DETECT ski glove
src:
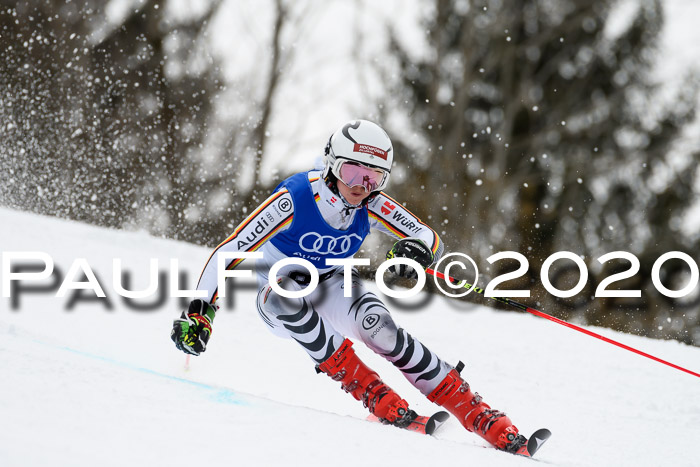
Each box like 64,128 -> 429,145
386,238 -> 434,279
171,299 -> 216,356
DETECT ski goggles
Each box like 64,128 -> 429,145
334,160 -> 388,192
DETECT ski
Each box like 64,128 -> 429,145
514,428 -> 552,458
367,410 -> 450,436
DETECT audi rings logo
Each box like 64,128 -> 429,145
299,232 -> 362,255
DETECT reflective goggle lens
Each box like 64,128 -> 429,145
338,162 -> 386,192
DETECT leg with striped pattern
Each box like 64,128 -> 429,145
258,277 -> 415,425
347,291 -> 451,395
346,290 -> 525,450
256,277 -> 342,364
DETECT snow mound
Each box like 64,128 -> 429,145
1,208 -> 699,466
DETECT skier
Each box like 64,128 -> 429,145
171,120 -> 527,452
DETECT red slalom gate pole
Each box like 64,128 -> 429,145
426,267 -> 700,379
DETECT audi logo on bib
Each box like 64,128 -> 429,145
299,232 -> 363,255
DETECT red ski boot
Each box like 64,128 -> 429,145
318,339 -> 415,426
427,367 -> 527,452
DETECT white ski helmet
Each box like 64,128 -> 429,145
323,119 -> 393,193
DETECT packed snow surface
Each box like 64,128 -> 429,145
1,208 -> 698,466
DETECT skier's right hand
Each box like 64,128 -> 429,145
171,299 -> 216,356
386,238 -> 434,279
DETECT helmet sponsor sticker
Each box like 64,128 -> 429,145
353,143 -> 388,160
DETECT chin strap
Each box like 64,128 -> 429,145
340,194 -> 361,215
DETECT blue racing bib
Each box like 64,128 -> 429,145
269,172 -> 369,268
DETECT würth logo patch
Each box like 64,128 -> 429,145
354,144 -> 388,160
381,200 -> 396,215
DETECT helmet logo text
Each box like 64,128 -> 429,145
354,143 -> 388,160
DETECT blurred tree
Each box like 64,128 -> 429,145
201,0 -> 294,242
0,0 -> 292,247
0,1 -> 116,225
88,0 -> 228,243
0,0 -> 226,241
380,0 -> 699,343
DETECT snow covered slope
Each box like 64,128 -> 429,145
1,208 -> 699,466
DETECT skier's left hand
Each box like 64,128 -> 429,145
386,238 -> 434,279
171,299 -> 216,356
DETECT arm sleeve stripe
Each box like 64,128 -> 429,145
368,211 -> 407,239
209,213 -> 294,305
431,232 -> 441,255
241,213 -> 293,255
374,193 -> 441,255
215,189 -> 289,250
198,189 -> 290,302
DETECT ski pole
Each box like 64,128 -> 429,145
425,267 -> 700,379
